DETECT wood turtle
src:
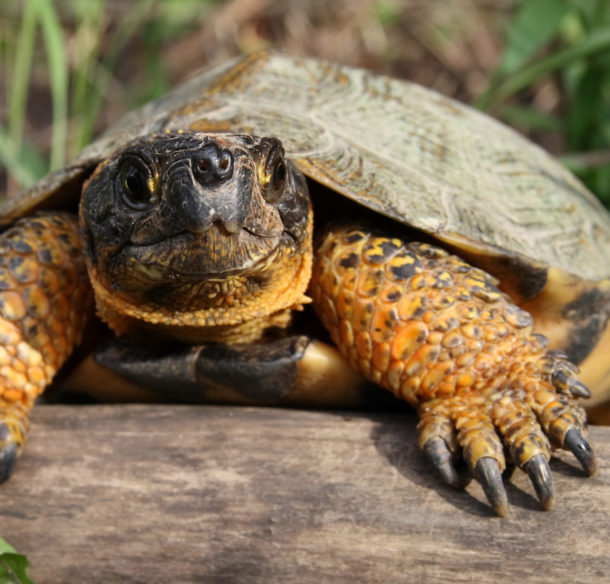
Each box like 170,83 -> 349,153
1,51 -> 609,516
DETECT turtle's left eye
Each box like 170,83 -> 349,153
264,154 -> 287,203
118,156 -> 156,209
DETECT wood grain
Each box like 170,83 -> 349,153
1,404 -> 608,583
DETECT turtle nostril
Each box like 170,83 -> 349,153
192,145 -> 234,186
219,154 -> 230,171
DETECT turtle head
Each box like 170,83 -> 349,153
79,132 -> 313,338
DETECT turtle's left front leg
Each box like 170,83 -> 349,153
0,213 -> 93,482
310,225 -> 597,516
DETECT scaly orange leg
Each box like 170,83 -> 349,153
0,213 -> 92,481
311,225 -> 596,516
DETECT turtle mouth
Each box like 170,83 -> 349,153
102,229 -> 299,313
117,224 -> 287,283
129,223 -> 281,251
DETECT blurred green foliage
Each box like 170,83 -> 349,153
478,0 -> 610,207
0,537 -> 34,584
0,0 -> 609,209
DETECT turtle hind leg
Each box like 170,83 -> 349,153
310,225 -> 596,515
0,213 -> 93,482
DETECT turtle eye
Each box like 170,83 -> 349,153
118,156 -> 155,209
264,154 -> 287,203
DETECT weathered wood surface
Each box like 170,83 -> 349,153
1,405 -> 608,584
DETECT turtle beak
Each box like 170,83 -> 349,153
164,163 -> 218,235
161,144 -> 252,237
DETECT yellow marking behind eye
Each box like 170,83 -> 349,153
256,161 -> 272,191
147,172 -> 160,195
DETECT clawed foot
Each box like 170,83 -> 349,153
0,405 -> 29,483
0,423 -> 20,483
418,386 -> 596,516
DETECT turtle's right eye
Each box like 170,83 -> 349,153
262,148 -> 287,203
118,156 -> 156,209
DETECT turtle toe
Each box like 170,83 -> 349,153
422,436 -> 470,489
564,428 -> 598,476
0,422 -> 20,483
0,439 -> 18,483
475,457 -> 509,517
0,402 -> 31,483
523,454 -> 554,510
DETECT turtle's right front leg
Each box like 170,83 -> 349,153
0,213 -> 92,482
311,225 -> 597,515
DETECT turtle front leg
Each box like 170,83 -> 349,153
0,213 -> 92,482
310,225 -> 597,516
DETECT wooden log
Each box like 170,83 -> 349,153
1,404 -> 608,583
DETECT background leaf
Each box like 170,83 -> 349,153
499,0 -> 567,74
0,538 -> 35,584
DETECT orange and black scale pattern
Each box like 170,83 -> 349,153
310,225 -> 589,474
0,213 -> 92,460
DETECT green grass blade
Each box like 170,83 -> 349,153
8,0 -> 37,151
32,0 -> 68,171
70,0 -> 105,158
565,64 -> 607,149
0,127 -> 47,188
75,0 -> 157,150
498,105 -> 563,132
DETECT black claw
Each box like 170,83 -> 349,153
567,378 -> 591,399
564,428 -> 598,476
423,437 -> 470,489
523,454 -> 554,510
0,442 -> 18,484
475,457 -> 509,517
